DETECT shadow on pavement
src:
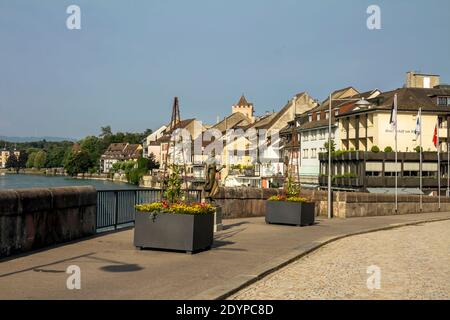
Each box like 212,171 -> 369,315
100,264 -> 144,272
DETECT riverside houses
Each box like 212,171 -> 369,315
319,83 -> 450,194
100,143 -> 143,173
216,93 -> 318,188
290,87 -> 381,186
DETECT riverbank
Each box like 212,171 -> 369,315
0,173 -> 137,190
74,172 -> 130,184
0,168 -> 65,176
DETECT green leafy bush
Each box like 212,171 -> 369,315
384,146 -> 393,152
371,145 -> 380,153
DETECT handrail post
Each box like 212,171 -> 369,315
114,191 -> 119,230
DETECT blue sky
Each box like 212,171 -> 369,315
1,0 -> 449,139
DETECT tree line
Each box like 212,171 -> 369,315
2,126 -> 152,176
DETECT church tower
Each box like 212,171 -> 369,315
232,95 -> 254,123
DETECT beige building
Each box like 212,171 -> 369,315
219,92 -> 318,187
338,86 -> 450,152
232,95 -> 255,123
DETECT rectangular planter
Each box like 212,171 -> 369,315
265,201 -> 315,226
134,212 -> 214,253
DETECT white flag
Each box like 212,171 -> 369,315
414,109 -> 421,141
390,94 -> 398,131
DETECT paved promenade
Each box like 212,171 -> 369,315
230,220 -> 450,300
1,211 -> 450,299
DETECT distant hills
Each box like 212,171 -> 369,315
0,136 -> 77,143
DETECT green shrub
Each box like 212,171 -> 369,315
414,146 -> 423,153
127,168 -> 145,185
371,145 -> 380,153
384,146 -> 393,152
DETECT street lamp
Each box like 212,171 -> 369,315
327,95 -> 369,219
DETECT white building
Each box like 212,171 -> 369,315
296,87 -> 381,186
142,125 -> 167,162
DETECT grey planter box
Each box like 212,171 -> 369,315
134,212 -> 214,254
265,201 -> 315,226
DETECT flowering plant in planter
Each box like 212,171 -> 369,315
268,176 -> 311,203
133,164 -> 215,253
265,176 -> 315,226
135,164 -> 214,215
268,195 -> 309,203
136,201 -> 215,215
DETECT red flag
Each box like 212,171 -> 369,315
432,125 -> 438,147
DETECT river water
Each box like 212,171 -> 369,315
0,174 -> 137,191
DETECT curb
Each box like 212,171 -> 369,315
191,217 -> 450,300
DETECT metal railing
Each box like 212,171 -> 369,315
96,188 -> 203,232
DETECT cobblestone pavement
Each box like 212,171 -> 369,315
230,220 -> 450,300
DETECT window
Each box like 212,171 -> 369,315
335,109 -> 339,116
317,113 -> 321,121
325,111 -> 329,120
366,171 -> 381,177
303,149 -> 309,159
311,131 -> 316,140
303,132 -> 309,141
438,97 -> 448,106
308,114 -> 312,122
311,148 -> 317,158
320,129 -> 325,140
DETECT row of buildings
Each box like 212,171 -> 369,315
139,92 -> 318,188
282,71 -> 450,194
100,71 -> 450,194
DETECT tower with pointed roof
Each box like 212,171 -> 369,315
232,94 -> 254,123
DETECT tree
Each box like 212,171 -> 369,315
5,154 -> 18,171
100,125 -> 112,137
324,140 -> 336,153
34,151 -> 47,169
163,165 -> 183,203
64,151 -> 92,176
16,151 -> 28,173
26,152 -> 37,168
148,152 -> 160,171
79,135 -> 103,165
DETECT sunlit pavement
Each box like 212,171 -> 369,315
1,211 -> 450,300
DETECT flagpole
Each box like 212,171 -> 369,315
419,107 -> 423,211
447,127 -> 449,198
438,117 -> 441,210
395,94 -> 398,213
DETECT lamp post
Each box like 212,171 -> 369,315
327,96 -> 369,219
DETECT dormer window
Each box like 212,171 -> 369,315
308,114 -> 312,122
438,97 -> 449,106
317,113 -> 321,121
